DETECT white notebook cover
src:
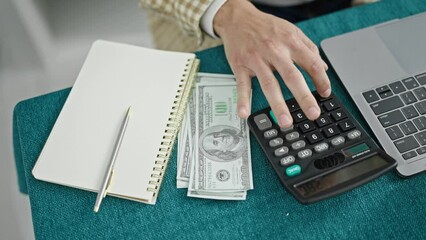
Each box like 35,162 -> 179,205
32,40 -> 196,204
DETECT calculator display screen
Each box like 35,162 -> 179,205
295,155 -> 388,198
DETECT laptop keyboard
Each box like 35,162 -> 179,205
363,72 -> 426,160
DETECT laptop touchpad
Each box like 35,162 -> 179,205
376,13 -> 426,75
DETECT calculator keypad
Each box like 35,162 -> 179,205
251,93 -> 364,179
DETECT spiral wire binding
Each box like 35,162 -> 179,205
146,58 -> 200,199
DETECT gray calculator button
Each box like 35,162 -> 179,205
347,130 -> 362,140
269,138 -> 283,147
254,114 -> 272,130
298,149 -> 312,159
285,131 -> 300,141
314,142 -> 329,153
274,146 -> 289,157
280,155 -> 295,166
280,125 -> 294,132
331,136 -> 345,147
291,140 -> 306,150
264,129 -> 278,139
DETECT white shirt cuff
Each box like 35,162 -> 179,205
200,0 -> 227,39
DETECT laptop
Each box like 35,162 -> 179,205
321,12 -> 426,177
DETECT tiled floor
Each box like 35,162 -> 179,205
0,1 -> 153,239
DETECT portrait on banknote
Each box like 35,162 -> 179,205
199,125 -> 247,162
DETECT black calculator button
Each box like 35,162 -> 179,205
314,142 -> 329,153
386,126 -> 404,140
254,114 -> 272,130
363,90 -> 380,103
299,121 -> 316,133
323,125 -> 340,138
285,131 -> 300,142
402,150 -> 417,160
269,138 -> 284,147
306,131 -> 324,144
264,129 -> 278,139
297,149 -> 312,159
331,136 -> 345,147
323,99 -> 340,112
280,156 -> 296,166
389,81 -> 406,94
330,109 -> 347,122
291,110 -> 306,123
280,125 -> 294,132
291,140 -> 306,150
402,77 -> 419,90
338,120 -> 355,132
287,100 -> 300,112
275,146 -> 289,157
394,136 -> 420,153
315,115 -> 332,127
347,130 -> 362,140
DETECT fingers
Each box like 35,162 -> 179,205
252,61 -> 292,128
272,54 -> 321,121
291,43 -> 331,98
233,69 -> 252,118
297,29 -> 329,71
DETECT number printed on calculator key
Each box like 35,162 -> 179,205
306,131 -> 324,144
315,115 -> 331,127
314,142 -> 329,153
323,125 -> 340,138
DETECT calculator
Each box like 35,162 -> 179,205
248,92 -> 397,204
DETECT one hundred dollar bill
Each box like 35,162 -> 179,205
187,149 -> 246,200
177,74 -> 236,187
193,82 -> 253,191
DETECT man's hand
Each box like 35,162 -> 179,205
213,0 -> 331,128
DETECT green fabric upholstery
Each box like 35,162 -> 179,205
13,1 -> 426,239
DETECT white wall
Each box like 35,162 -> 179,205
0,1 -> 153,239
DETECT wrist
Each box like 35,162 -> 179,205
213,0 -> 254,37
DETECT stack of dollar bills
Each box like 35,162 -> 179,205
176,73 -> 253,200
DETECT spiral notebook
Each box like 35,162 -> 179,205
32,40 -> 199,205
